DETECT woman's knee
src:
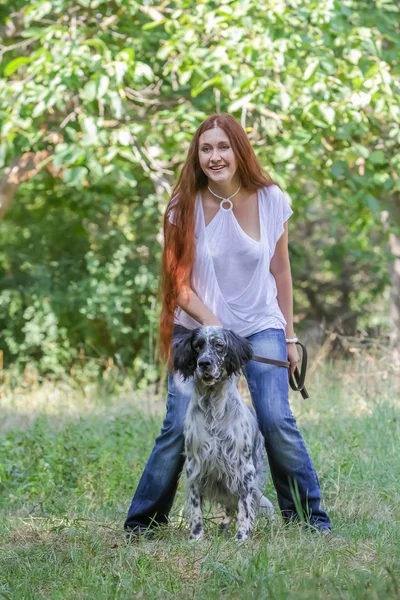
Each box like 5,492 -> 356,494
160,406 -> 186,439
259,410 -> 297,436
160,381 -> 191,440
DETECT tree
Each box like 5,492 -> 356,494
0,0 -> 399,376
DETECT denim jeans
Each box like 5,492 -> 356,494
125,327 -> 331,531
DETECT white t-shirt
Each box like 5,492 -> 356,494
171,184 -> 293,337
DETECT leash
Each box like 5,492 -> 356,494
251,341 -> 309,400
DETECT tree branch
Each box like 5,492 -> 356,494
0,151 -> 59,221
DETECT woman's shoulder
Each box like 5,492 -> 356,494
167,192 -> 201,226
260,183 -> 283,198
259,183 -> 287,210
259,184 -> 293,221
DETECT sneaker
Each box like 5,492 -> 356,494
311,527 -> 342,540
316,528 -> 332,535
125,525 -> 155,542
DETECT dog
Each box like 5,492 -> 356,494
172,325 -> 274,541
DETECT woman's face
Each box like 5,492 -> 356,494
198,127 -> 238,185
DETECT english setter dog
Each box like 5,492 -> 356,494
172,325 -> 274,541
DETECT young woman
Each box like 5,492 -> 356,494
125,113 -> 331,535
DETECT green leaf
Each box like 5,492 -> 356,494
273,145 -> 294,163
303,59 -> 319,81
319,105 -> 335,126
365,194 -> 380,214
117,48 -> 135,62
118,130 -> 131,146
4,57 -> 32,76
369,150 -> 386,165
192,76 -> 222,99
119,149 -> 138,163
32,100 -> 45,118
81,80 -> 97,102
97,75 -> 109,99
354,145 -> 370,159
142,18 -> 167,30
179,70 -> 192,86
85,38 -> 108,53
331,162 -> 346,179
110,93 -> 123,119
20,28 -> 43,38
114,61 -> 128,84
135,62 -> 154,81
347,49 -> 363,65
62,167 -> 87,187
81,117 -> 99,146
228,93 -> 254,112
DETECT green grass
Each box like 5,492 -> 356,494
1,353 -> 400,599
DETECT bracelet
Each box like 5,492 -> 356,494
285,337 -> 298,344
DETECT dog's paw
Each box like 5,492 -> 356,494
189,521 -> 204,541
189,530 -> 204,542
235,530 -> 250,542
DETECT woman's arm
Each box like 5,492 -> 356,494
166,214 -> 222,327
270,222 -> 295,338
177,286 -> 222,327
270,222 -> 299,372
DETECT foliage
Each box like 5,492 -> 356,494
0,0 -> 399,378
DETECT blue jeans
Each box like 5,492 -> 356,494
125,328 -> 331,531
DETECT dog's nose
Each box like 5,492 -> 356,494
198,358 -> 211,368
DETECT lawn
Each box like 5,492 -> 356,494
1,350 -> 399,599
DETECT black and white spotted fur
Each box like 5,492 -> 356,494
172,325 -> 274,541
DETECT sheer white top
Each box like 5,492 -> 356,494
172,184 -> 293,337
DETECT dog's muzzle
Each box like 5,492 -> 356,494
197,357 -> 221,384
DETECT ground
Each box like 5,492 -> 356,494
1,350 -> 399,599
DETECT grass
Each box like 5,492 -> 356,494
0,348 -> 400,599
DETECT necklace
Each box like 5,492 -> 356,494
207,183 -> 241,202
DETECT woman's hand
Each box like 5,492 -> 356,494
287,343 -> 300,374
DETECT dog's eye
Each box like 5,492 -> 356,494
215,341 -> 225,349
193,339 -> 204,351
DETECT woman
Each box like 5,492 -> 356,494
125,113 -> 331,535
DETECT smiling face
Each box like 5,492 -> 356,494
198,127 -> 238,186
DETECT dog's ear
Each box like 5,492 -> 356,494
223,330 -> 253,376
172,326 -> 198,379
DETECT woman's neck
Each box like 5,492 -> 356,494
207,178 -> 241,200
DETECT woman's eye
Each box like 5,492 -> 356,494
202,146 -> 229,152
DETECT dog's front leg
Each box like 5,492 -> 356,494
187,471 -> 204,541
236,467 -> 256,542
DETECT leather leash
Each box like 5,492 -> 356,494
251,341 -> 309,400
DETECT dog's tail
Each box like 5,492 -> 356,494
254,430 -> 267,491
257,494 -> 275,517
253,431 -> 275,517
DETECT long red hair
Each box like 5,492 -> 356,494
158,113 -> 277,362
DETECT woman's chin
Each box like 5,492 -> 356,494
208,171 -> 231,183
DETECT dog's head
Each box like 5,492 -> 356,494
172,326 -> 253,385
